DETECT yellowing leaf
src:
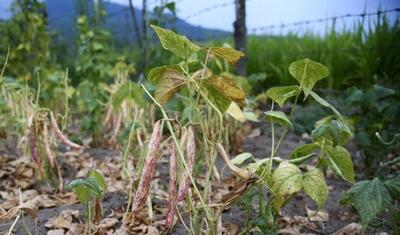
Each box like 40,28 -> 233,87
266,85 -> 299,107
151,25 -> 200,59
289,59 -> 329,97
302,169 -> 329,209
147,66 -> 188,104
226,102 -> 246,122
203,75 -> 246,104
206,47 -> 244,64
272,161 -> 302,198
147,65 -> 185,84
264,111 -> 293,129
155,75 -> 187,104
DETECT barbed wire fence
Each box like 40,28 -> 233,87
249,7 -> 400,34
45,0 -> 400,56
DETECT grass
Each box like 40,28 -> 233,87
210,14 -> 400,95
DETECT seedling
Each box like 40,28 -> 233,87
65,170 -> 107,235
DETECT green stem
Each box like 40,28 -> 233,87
122,112 -> 139,177
273,93 -> 300,156
86,202 -> 91,235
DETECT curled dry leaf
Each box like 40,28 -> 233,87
45,209 -> 80,230
305,206 -> 329,222
332,222 -> 362,235
0,200 -> 37,220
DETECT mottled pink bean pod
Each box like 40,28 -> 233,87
132,120 -> 162,214
177,126 -> 195,202
42,124 -> 55,167
28,127 -> 41,168
164,146 -> 177,230
50,112 -> 84,150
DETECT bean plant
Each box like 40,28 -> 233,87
65,170 -> 107,235
225,59 -> 356,233
128,24 -> 248,234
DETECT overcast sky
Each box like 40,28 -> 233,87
1,0 -> 399,34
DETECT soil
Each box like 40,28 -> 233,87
0,124 -> 391,234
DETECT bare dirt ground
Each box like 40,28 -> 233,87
0,125 -> 390,234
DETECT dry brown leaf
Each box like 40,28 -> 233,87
306,206 -> 329,222
66,223 -> 85,235
98,218 -> 119,229
223,222 -> 239,235
45,209 -> 80,230
332,223 -> 362,235
47,229 -> 65,235
0,201 -> 37,220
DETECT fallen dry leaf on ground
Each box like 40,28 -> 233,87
0,200 -> 37,220
45,209 -> 80,230
306,206 -> 329,222
332,222 -> 362,235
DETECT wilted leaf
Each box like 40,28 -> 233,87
289,59 -> 329,97
325,146 -> 355,183
266,85 -> 299,107
339,178 -> 391,227
203,75 -> 246,104
151,24 -> 200,59
206,47 -> 244,64
264,111 -> 293,129
289,143 -> 318,164
302,169 -> 329,209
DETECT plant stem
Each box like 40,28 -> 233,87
86,202 -> 91,235
122,111 -> 140,177
273,93 -> 300,156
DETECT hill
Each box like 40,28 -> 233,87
44,0 -> 230,43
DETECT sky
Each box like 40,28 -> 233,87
1,0 -> 399,34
